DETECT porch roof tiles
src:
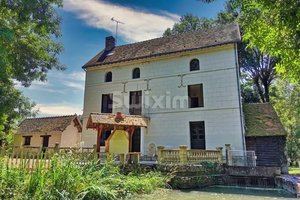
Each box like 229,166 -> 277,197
86,113 -> 148,129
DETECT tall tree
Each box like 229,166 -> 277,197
0,81 -> 36,144
218,0 -> 277,102
163,14 -> 215,36
239,43 -> 277,102
0,0 -> 64,86
201,0 -> 300,82
240,73 -> 260,103
0,0 -> 63,141
241,0 -> 300,82
271,79 -> 300,164
215,0 -> 240,25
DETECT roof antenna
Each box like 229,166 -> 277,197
111,17 -> 125,44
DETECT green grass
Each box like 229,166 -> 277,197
0,154 -> 167,200
289,167 -> 300,175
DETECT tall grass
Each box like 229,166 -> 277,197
0,154 -> 166,200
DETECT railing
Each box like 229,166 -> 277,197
0,145 -> 102,170
160,149 -> 180,163
0,144 -> 255,168
157,145 -> 223,164
227,150 -> 256,167
0,145 -> 141,169
187,149 -> 222,163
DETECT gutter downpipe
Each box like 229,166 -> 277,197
234,42 -> 246,152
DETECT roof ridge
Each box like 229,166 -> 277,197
244,102 -> 272,105
25,114 -> 77,120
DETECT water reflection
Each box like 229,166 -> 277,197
130,186 -> 296,200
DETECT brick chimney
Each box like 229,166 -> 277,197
105,36 -> 115,51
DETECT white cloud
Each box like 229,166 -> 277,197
14,79 -> 49,89
63,0 -> 180,42
36,103 -> 83,116
68,71 -> 85,81
48,71 -> 85,82
19,71 -> 86,93
63,81 -> 85,91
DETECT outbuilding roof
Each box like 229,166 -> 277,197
18,115 -> 82,134
83,23 -> 241,68
243,103 -> 286,137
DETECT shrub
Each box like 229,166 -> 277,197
0,153 -> 166,200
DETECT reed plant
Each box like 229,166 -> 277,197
0,153 -> 166,200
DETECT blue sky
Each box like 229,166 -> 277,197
19,0 -> 226,116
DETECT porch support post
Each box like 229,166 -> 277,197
96,125 -> 103,153
128,127 -> 135,152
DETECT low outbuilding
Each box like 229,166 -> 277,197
14,115 -> 82,148
243,103 -> 288,172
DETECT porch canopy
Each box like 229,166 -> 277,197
86,112 -> 148,152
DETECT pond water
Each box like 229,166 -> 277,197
131,186 -> 297,200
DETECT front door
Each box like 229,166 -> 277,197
131,128 -> 141,152
42,136 -> 50,148
41,135 -> 50,154
190,121 -> 206,149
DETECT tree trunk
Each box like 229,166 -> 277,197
263,82 -> 270,102
254,77 -> 265,102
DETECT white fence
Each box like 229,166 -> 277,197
227,150 -> 256,167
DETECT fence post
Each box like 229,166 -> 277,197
157,146 -> 165,163
216,147 -> 223,162
54,143 -> 59,153
225,144 -> 232,165
179,145 -> 188,164
39,145 -> 43,154
119,154 -> 126,165
93,144 -> 97,159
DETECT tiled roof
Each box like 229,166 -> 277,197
86,113 -> 148,129
243,103 -> 286,137
83,23 -> 241,68
18,115 -> 82,134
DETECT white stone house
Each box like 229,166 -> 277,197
81,24 -> 245,155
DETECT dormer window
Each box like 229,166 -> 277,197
105,71 -> 112,82
132,68 -> 140,79
190,59 -> 200,71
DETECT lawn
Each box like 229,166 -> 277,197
289,167 -> 300,175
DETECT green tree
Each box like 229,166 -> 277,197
215,0 -> 240,25
0,0 -> 63,142
0,0 -> 64,85
271,79 -> 300,164
239,43 -> 277,102
202,0 -> 300,82
218,0 -> 277,102
0,81 -> 37,144
241,0 -> 300,82
240,73 -> 260,103
163,14 -> 215,36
